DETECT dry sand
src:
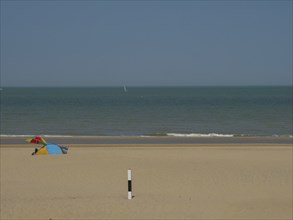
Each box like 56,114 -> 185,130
1,143 -> 292,219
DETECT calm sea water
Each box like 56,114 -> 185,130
1,87 -> 292,138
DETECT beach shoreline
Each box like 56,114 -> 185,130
1,136 -> 292,145
1,140 -> 292,219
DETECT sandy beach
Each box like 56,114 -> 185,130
1,142 -> 292,219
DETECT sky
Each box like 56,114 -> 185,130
1,0 -> 292,87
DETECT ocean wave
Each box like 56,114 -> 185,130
1,134 -> 78,138
1,134 -> 35,138
0,134 -> 155,138
166,133 -> 235,138
166,133 -> 293,138
1,134 -> 292,139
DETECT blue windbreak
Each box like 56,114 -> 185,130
46,144 -> 63,154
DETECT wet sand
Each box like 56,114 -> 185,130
1,143 -> 292,219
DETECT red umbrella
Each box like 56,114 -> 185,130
26,136 -> 47,145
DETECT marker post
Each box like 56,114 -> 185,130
128,169 -> 132,200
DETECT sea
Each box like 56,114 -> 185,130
1,86 -> 292,140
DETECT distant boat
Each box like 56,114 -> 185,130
124,86 -> 127,92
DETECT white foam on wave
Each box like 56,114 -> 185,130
1,134 -> 34,138
0,134 -> 145,139
41,134 -> 76,138
0,134 -> 76,138
1,134 -> 292,138
167,133 -> 235,138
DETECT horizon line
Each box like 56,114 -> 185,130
1,85 -> 292,88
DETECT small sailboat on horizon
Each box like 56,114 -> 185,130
124,85 -> 127,93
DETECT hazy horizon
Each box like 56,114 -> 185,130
1,85 -> 292,88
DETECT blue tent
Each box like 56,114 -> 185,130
32,143 -> 69,155
46,144 -> 63,154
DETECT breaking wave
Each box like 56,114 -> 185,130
1,133 -> 292,138
166,133 -> 235,138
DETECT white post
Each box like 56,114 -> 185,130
128,169 -> 132,199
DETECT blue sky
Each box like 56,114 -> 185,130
1,0 -> 292,86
